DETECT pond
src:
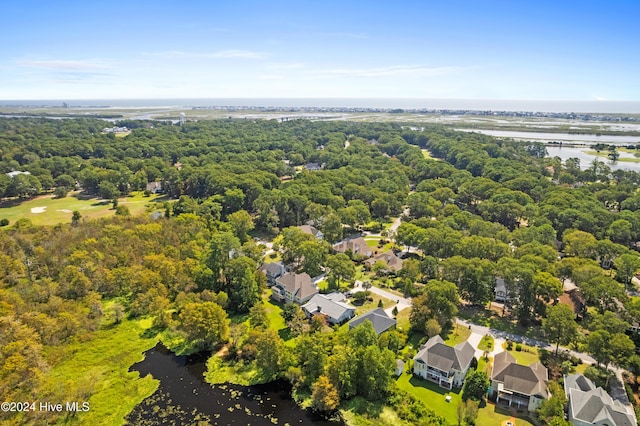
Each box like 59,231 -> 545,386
127,343 -> 343,425
546,146 -> 640,172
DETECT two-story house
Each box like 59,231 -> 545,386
565,373 -> 636,426
258,262 -> 286,286
333,237 -> 373,258
271,272 -> 318,305
491,351 -> 548,412
413,335 -> 475,389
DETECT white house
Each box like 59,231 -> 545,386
565,373 -> 636,426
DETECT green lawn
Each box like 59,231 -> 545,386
476,402 -> 534,426
396,307 -> 411,330
421,149 -> 435,159
505,344 -> 540,366
397,371 -> 534,426
478,334 -> 495,352
0,191 -> 165,226
354,293 -> 396,315
444,323 -> 472,346
396,372 -> 462,424
36,315 -> 159,425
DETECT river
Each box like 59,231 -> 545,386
457,128 -> 640,144
127,343 -> 343,425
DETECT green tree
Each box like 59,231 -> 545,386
224,256 -> 260,312
206,231 -> 241,287
228,209 -> 254,243
299,240 -> 327,277
255,328 -> 287,380
179,302 -> 230,350
98,181 -> 120,200
311,375 -> 340,412
410,280 -> 459,331
537,382 -> 567,423
614,253 -> 640,287
542,304 -> 578,355
326,253 -> 355,289
461,369 -> 488,401
249,303 -> 269,329
322,213 -> 343,244
425,318 -> 442,338
71,210 -> 81,225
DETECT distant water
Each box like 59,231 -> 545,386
1,98 -> 640,114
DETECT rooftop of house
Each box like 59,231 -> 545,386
414,335 -> 475,372
275,272 -> 317,300
332,237 -> 371,255
565,373 -> 636,426
301,293 -> 355,321
492,351 -> 548,398
365,250 -> 403,271
259,262 -> 286,276
298,224 -> 322,237
348,307 -> 396,335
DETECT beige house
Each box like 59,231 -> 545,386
491,351 -> 548,412
332,237 -> 373,258
365,250 -> 403,272
413,335 -> 475,389
271,272 -> 318,304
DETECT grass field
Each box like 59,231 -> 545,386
354,293 -> 396,315
396,371 -> 534,426
444,323 -> 472,346
35,315 -> 159,425
506,344 -> 540,366
0,191 -> 165,226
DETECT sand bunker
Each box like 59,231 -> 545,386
30,206 -> 47,214
56,209 -> 72,213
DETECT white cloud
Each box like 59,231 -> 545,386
145,49 -> 267,59
15,59 -> 111,70
313,65 -> 470,78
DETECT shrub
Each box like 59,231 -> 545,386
0,218 -> 8,227
515,343 -> 522,352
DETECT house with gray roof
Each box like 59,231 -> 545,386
259,262 -> 286,286
298,225 -> 323,241
348,307 -> 396,335
490,351 -> 548,412
495,277 -> 510,302
565,373 -> 636,426
413,335 -> 475,389
301,292 -> 356,325
333,237 -> 373,258
271,272 -> 318,305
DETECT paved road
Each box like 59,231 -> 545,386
354,280 -> 411,317
388,207 -> 409,233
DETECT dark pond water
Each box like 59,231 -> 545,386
127,343 -> 343,425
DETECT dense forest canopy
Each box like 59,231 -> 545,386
2,117 -> 640,425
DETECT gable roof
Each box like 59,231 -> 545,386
298,225 -> 321,237
301,293 -> 355,322
492,351 -> 548,398
414,335 -> 475,372
275,272 -> 316,300
333,237 -> 372,256
348,307 -> 396,335
365,250 -> 404,271
565,374 -> 636,426
259,262 -> 286,277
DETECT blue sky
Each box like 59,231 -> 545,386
1,0 -> 639,100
